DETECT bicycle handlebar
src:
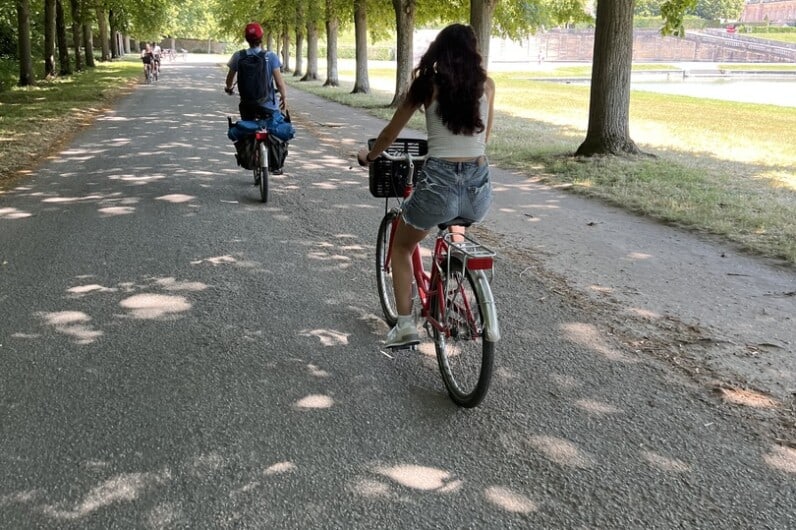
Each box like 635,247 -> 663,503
375,149 -> 428,163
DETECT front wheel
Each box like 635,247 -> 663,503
257,140 -> 269,203
376,210 -> 400,326
432,256 -> 495,407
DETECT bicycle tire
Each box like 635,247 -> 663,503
252,145 -> 260,185
375,210 -> 400,326
258,140 -> 269,203
432,256 -> 495,407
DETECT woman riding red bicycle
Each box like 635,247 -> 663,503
358,23 -> 496,349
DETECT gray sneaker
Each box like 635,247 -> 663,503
385,323 -> 420,349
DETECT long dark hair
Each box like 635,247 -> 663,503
407,24 -> 487,135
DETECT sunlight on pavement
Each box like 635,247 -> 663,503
108,175 -> 165,184
0,207 -> 32,219
716,386 -> 779,409
264,462 -> 296,476
119,293 -> 192,319
37,310 -> 103,344
307,364 -> 331,378
98,206 -> 136,216
67,284 -> 116,295
190,255 -> 237,265
641,451 -> 691,473
300,329 -> 349,347
376,465 -> 462,493
156,194 -> 195,203
42,470 -> 170,520
528,435 -> 594,469
763,445 -> 796,474
42,195 -> 104,203
560,322 -> 637,363
484,486 -> 537,513
294,394 -> 334,409
574,399 -> 622,415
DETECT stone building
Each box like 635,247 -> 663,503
740,0 -> 796,24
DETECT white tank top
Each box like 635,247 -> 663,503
425,95 -> 488,158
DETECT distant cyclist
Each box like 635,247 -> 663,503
140,44 -> 153,79
152,43 -> 162,75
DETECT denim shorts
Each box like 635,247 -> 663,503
402,156 -> 492,231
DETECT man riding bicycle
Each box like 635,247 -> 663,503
224,23 -> 293,174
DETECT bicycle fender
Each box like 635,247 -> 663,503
471,270 -> 500,342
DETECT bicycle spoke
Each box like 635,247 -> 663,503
433,258 -> 494,407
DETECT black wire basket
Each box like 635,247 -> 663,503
368,138 -> 428,198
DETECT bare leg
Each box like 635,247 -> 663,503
391,217 -> 429,316
449,225 -> 465,243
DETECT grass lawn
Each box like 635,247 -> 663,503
286,63 -> 796,264
0,56 -> 142,185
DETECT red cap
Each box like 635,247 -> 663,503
245,23 -> 263,42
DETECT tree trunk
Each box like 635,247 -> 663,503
16,0 -> 35,86
96,6 -> 110,61
82,19 -> 95,67
323,10 -> 339,87
293,28 -> 304,77
301,21 -> 319,81
281,26 -> 291,73
352,0 -> 369,94
70,0 -> 82,71
390,0 -> 415,107
109,10 -> 119,58
56,0 -> 71,75
470,0 -> 497,67
44,0 -> 56,77
575,0 -> 640,156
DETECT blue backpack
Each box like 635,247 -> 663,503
236,50 -> 274,105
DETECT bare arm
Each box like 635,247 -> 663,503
357,98 -> 421,165
272,68 -> 288,111
484,76 -> 495,144
225,69 -> 235,91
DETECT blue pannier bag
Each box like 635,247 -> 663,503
227,119 -> 263,142
265,111 -> 295,141
227,119 -> 267,170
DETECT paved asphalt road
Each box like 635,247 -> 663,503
1,57 -> 793,528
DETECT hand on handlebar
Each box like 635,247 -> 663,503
357,148 -> 372,167
224,86 -> 234,95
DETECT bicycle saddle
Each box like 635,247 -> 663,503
438,218 -> 473,230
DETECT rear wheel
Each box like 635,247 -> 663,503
432,257 -> 495,407
258,141 -> 269,203
376,210 -> 400,326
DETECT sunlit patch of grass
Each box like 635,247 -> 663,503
0,58 -> 141,186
